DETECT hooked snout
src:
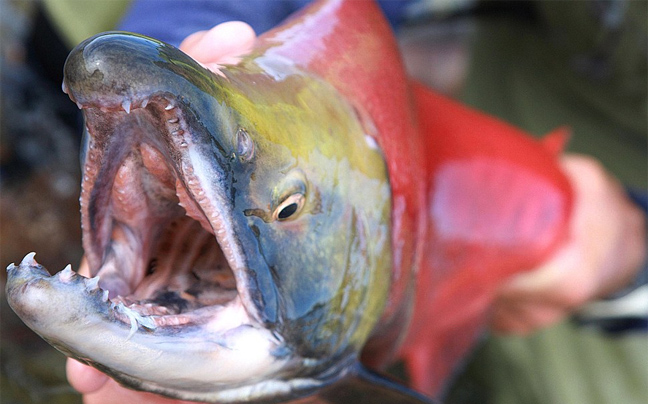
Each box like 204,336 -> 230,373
63,32 -> 217,110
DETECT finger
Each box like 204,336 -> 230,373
66,359 -> 109,394
67,359 -> 195,403
180,21 -> 256,65
179,30 -> 208,52
496,239 -> 595,308
82,376 -> 198,404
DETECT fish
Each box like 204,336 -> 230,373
5,0 -> 573,403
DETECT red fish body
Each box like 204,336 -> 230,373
263,0 -> 573,396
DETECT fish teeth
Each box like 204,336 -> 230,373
140,98 -> 149,108
20,252 -> 37,267
58,264 -> 76,282
121,99 -> 131,114
85,275 -> 101,291
164,103 -> 175,110
101,290 -> 110,302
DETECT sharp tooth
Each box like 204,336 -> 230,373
20,252 -> 37,267
165,103 -> 175,110
102,290 -> 110,302
141,98 -> 149,108
61,80 -> 68,94
85,276 -> 101,291
76,102 -> 83,109
122,99 -> 131,114
167,117 -> 179,123
59,264 -> 75,282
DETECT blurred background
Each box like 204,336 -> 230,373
1,0 -> 645,403
2,1 -> 83,403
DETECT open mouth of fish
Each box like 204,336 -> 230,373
76,93 -> 248,332
5,33 -> 303,401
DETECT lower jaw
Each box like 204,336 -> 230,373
7,254 -> 288,393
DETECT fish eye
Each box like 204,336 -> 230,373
273,193 -> 305,221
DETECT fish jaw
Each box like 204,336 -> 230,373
5,254 -> 299,401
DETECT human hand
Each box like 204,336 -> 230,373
65,21 -> 257,404
179,21 -> 256,71
490,154 -> 646,335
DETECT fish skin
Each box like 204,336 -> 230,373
5,0 -> 573,402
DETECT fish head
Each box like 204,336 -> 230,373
7,31 -> 391,402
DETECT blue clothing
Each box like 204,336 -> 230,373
119,0 -> 410,47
